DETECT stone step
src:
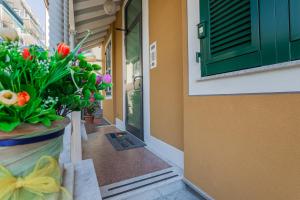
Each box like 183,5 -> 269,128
62,163 -> 75,198
74,159 -> 102,200
61,160 -> 102,200
108,180 -> 205,200
100,167 -> 182,200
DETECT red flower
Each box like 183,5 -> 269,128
22,48 -> 32,60
57,43 -> 70,58
17,91 -> 30,106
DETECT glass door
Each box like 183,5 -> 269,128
125,0 -> 143,140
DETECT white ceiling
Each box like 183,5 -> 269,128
73,0 -> 121,50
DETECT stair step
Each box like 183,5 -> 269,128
74,159 -> 102,200
59,124 -> 72,164
62,163 -> 75,197
100,167 -> 182,200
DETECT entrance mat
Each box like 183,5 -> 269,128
105,132 -> 146,151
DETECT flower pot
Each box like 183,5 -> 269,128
0,118 -> 70,199
84,115 -> 94,124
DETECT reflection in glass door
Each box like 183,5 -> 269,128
125,0 -> 143,140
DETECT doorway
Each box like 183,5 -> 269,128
125,0 -> 144,140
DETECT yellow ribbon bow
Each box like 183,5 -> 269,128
0,156 -> 70,200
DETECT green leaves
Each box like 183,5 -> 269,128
94,93 -> 104,101
92,64 -> 101,70
0,32 -> 111,132
83,89 -> 91,100
0,120 -> 21,132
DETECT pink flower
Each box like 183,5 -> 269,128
96,75 -> 102,84
90,96 -> 95,103
103,74 -> 112,84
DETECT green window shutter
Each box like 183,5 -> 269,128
200,0 -> 262,76
289,0 -> 300,60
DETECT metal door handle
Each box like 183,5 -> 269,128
133,76 -> 143,90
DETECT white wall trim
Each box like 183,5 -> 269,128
187,0 -> 300,95
183,178 -> 215,200
146,136 -> 184,170
142,0 -> 151,144
121,0 -> 128,132
121,0 -> 151,143
115,118 -> 126,131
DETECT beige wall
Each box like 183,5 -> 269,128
102,26 -> 115,123
181,1 -> 300,200
114,8 -> 124,121
149,0 -> 184,150
102,6 -> 124,123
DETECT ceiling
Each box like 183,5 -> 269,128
73,0 -> 121,50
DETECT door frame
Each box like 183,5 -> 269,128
122,0 -> 150,143
124,1 -> 144,140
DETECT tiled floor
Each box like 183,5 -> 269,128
82,125 -> 171,186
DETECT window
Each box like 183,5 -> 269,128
105,38 -> 112,98
199,0 -> 300,77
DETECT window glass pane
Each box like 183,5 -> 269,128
126,0 -> 142,28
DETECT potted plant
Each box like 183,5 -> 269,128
84,102 -> 97,123
0,28 -> 110,199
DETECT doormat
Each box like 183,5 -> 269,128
105,132 -> 146,151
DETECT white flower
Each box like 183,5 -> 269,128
0,90 -> 18,106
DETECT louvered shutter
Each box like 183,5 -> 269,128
200,0 -> 262,76
289,0 -> 300,60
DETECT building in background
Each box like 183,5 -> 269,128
0,0 -> 24,36
43,0 -> 69,51
0,0 -> 45,46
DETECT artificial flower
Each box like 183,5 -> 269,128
90,97 -> 95,103
96,75 -> 102,84
103,74 -> 112,84
22,48 -> 32,60
17,91 -> 30,106
0,90 -> 18,106
57,43 -> 70,58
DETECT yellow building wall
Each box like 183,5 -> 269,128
114,8 -> 124,121
102,7 -> 124,123
149,0 -> 184,150
180,1 -> 300,200
102,27 -> 115,124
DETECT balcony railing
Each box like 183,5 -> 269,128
0,0 -> 23,26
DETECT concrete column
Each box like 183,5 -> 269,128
71,111 -> 82,164
69,29 -> 75,49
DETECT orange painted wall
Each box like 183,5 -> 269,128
102,7 -> 124,123
102,27 -> 115,124
181,1 -> 300,199
114,8 -> 124,121
149,0 -> 184,150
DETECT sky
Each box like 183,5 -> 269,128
25,0 -> 46,32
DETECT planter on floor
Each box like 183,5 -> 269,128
84,115 -> 94,124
